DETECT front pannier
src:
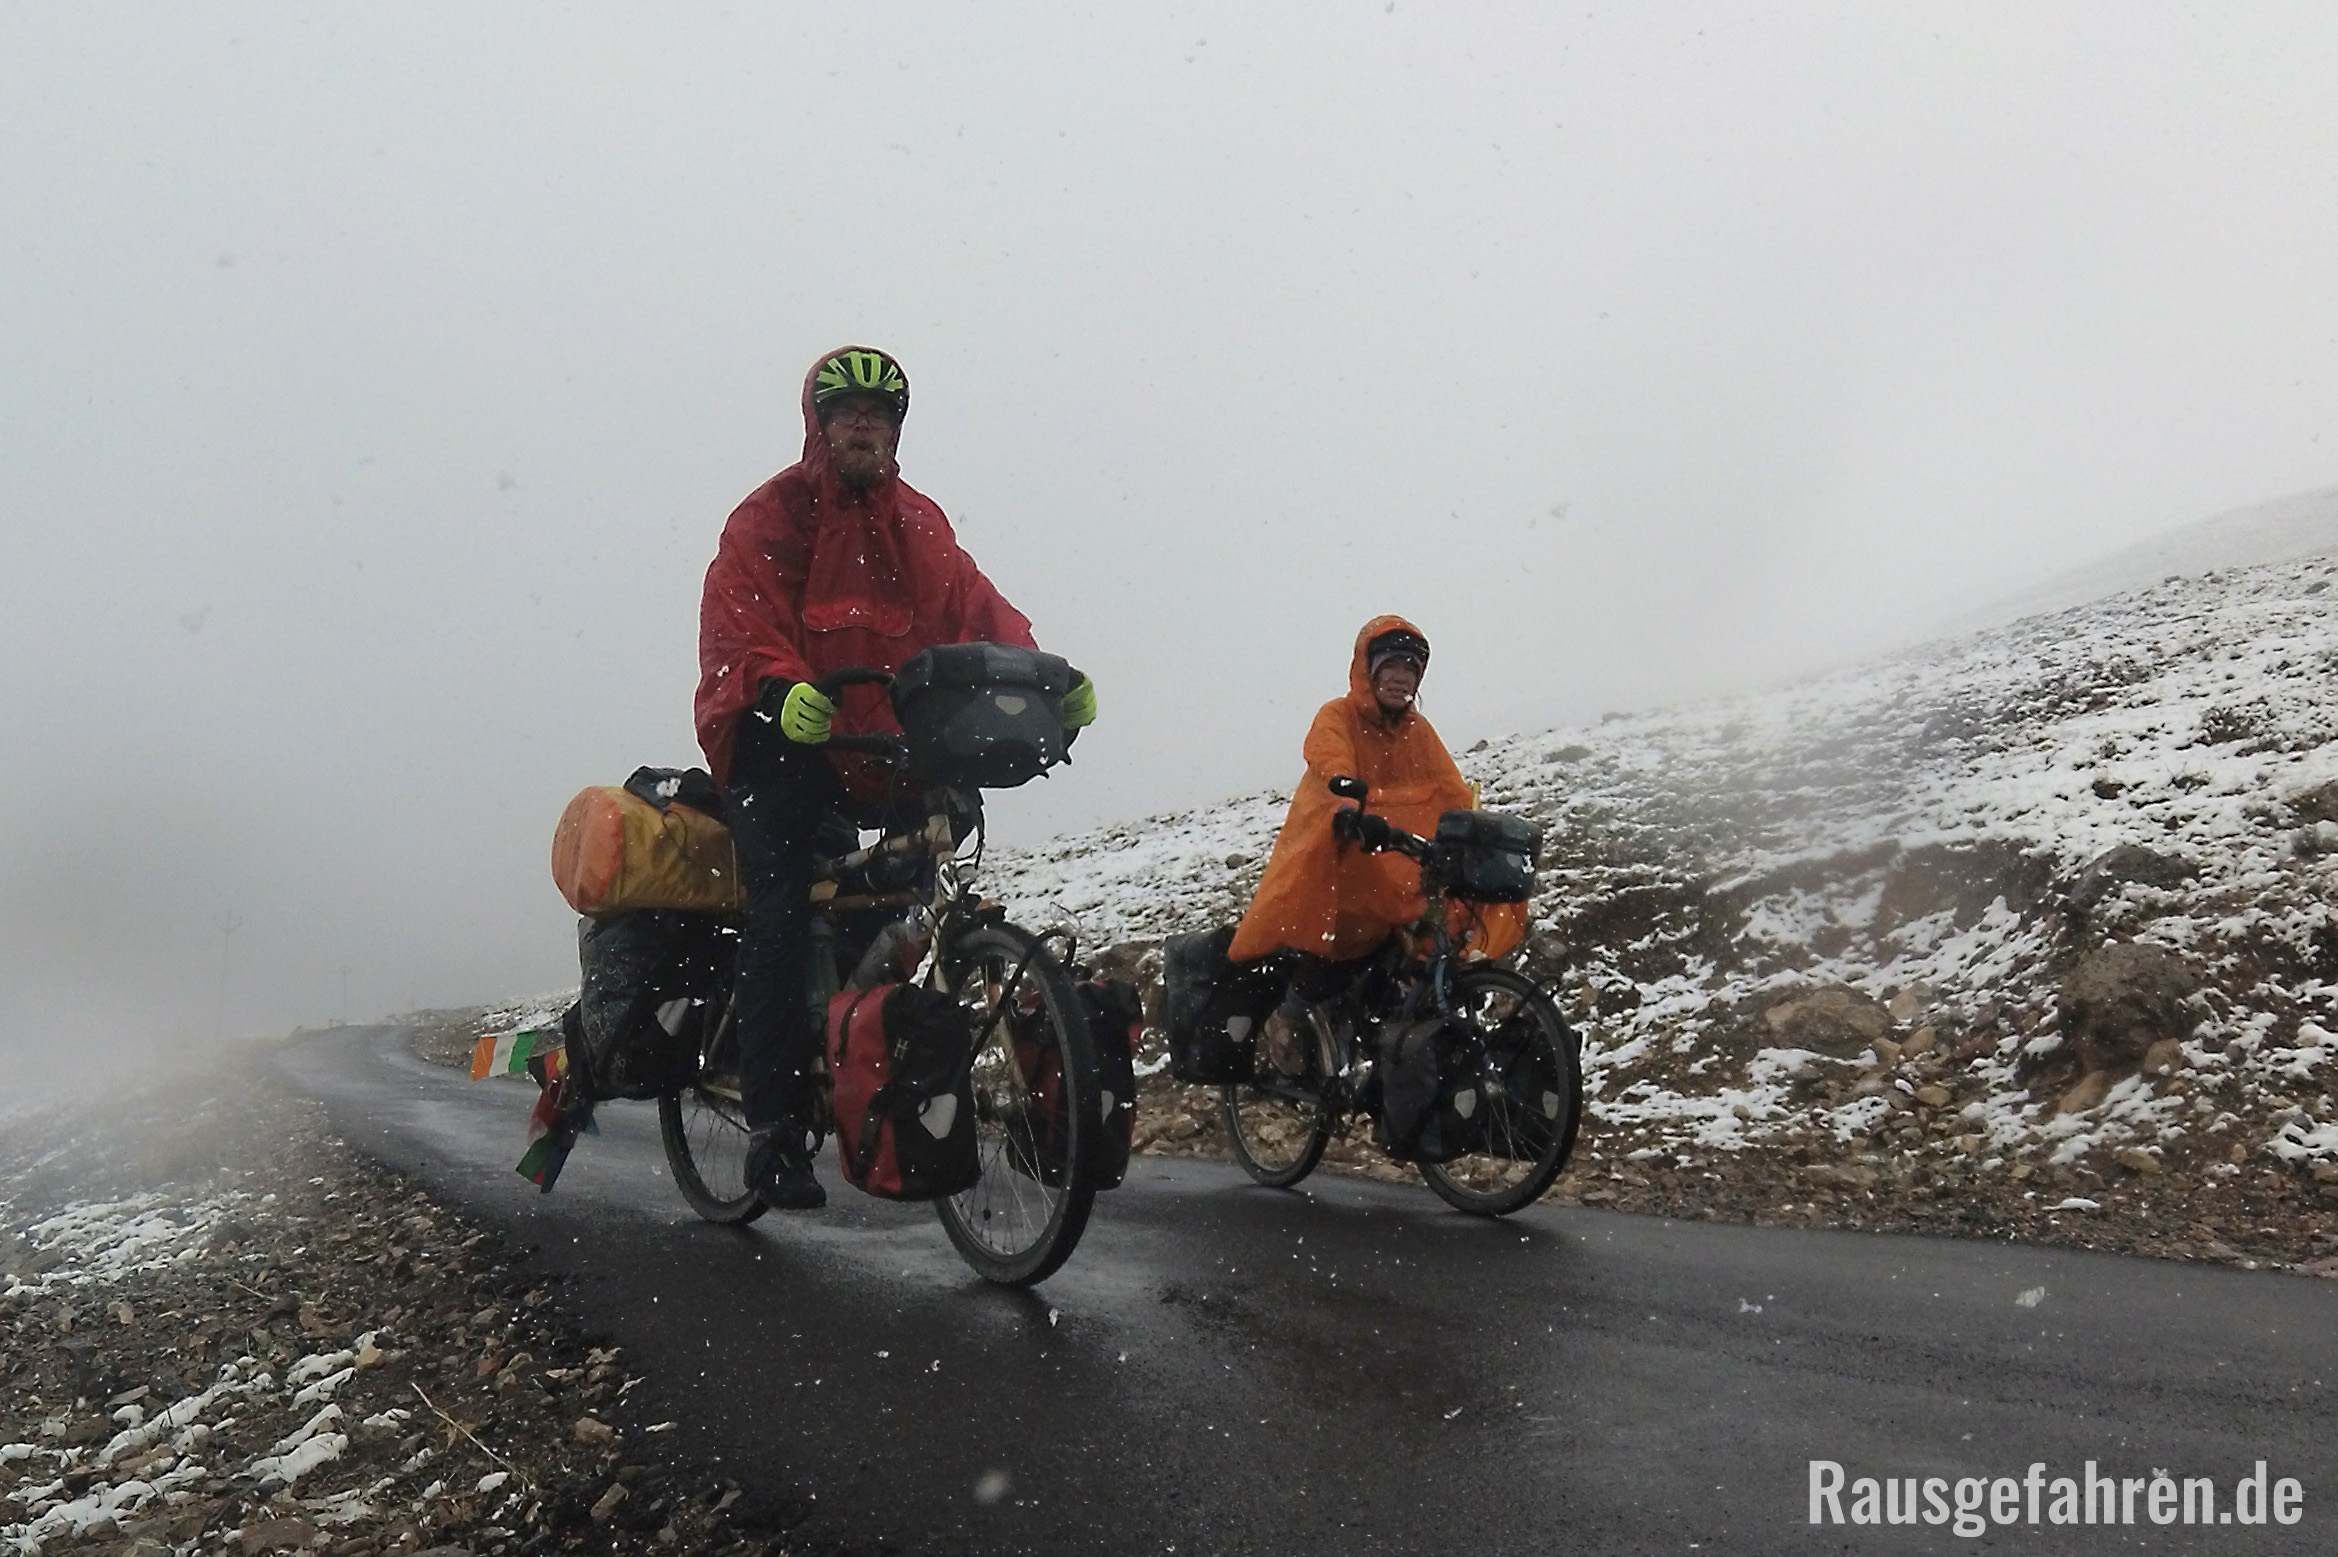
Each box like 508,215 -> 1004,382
1006,976 -> 1141,1191
1429,810 -> 1541,904
890,642 -> 1075,789
826,984 -> 981,1201
1372,1017 -> 1486,1163
1162,925 -> 1275,1084
1076,977 -> 1142,1189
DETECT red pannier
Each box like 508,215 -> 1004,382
825,984 -> 980,1201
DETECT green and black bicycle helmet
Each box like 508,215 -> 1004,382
811,347 -> 909,422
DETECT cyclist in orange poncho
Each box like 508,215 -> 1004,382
1230,616 -> 1526,989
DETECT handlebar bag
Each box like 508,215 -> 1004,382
827,983 -> 981,1201
1162,926 -> 1273,1084
890,642 -> 1074,789
1428,810 -> 1542,904
1372,1016 -> 1486,1163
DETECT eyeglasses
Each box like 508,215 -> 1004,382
824,402 -> 899,428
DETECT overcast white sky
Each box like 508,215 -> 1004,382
6,3 -> 2337,1067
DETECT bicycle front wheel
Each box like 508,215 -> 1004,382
933,924 -> 1100,1286
1418,966 -> 1582,1216
660,1075 -> 767,1226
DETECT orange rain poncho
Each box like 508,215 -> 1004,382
1229,615 -> 1526,965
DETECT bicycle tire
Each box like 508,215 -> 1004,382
1220,1026 -> 1334,1189
660,1078 -> 768,1225
1418,965 -> 1583,1216
933,923 -> 1100,1286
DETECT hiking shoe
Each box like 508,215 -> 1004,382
1260,1009 -> 1309,1078
745,1125 -> 827,1211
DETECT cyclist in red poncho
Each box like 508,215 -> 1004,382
697,346 -> 1097,1209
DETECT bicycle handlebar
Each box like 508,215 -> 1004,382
1334,805 -> 1428,860
804,666 -> 905,761
824,731 -> 910,759
812,665 -> 896,701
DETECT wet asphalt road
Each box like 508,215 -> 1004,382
279,1027 -> 2338,1555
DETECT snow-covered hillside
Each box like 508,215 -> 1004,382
992,551 -> 2338,1195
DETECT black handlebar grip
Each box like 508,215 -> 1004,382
823,732 -> 908,760
811,665 -> 896,701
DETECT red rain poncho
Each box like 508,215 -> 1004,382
696,349 -> 1037,800
1229,615 -> 1525,964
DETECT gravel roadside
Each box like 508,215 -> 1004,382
0,1039 -> 833,1557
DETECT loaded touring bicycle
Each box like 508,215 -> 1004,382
532,644 -> 1135,1287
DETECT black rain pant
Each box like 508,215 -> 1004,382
722,712 -> 850,1132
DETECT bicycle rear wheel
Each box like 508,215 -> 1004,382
1418,966 -> 1582,1216
660,1006 -> 766,1225
934,924 -> 1100,1286
1220,1022 -> 1334,1189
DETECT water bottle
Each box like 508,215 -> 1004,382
847,906 -> 932,990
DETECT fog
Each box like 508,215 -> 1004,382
6,4 -> 2337,1069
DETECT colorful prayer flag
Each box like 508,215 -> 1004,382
471,1027 -> 562,1080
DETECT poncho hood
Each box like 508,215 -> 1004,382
695,347 -> 1035,797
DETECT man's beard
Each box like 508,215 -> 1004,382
832,442 -> 889,489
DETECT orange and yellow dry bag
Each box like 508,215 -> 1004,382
551,786 -> 745,916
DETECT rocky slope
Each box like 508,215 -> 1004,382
993,551 -> 2338,1268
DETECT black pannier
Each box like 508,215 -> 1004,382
1076,977 -> 1142,1189
890,642 -> 1075,789
1161,925 -> 1275,1084
1000,976 -> 1142,1192
1428,810 -> 1541,903
1372,1017 -> 1486,1163
1482,1025 -> 1573,1161
573,910 -> 730,1101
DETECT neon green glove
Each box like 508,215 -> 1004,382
1062,674 -> 1097,730
779,682 -> 836,745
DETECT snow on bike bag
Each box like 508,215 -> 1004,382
1372,1017 -> 1486,1164
889,642 -> 1074,789
552,779 -> 744,916
1428,810 -> 1542,904
1162,925 -> 1273,1084
826,983 -> 980,1201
